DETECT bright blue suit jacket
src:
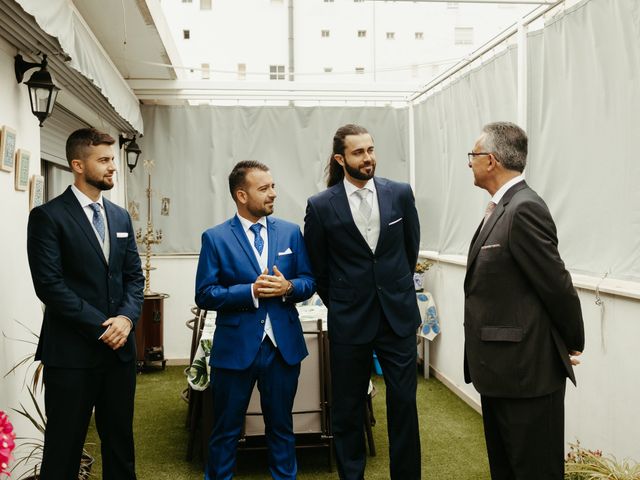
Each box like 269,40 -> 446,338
195,215 -> 316,370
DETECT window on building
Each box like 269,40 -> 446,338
386,32 -> 395,40
201,63 -> 210,80
415,32 -> 424,40
183,29 -> 190,40
454,27 -> 473,45
200,0 -> 212,9
357,30 -> 367,38
321,30 -> 330,38
270,65 -> 285,80
324,67 -> 333,73
238,63 -> 246,80
355,67 -> 365,75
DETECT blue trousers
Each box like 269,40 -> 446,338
205,339 -> 301,480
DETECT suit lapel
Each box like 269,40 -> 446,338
104,199 -> 119,265
467,181 -> 529,272
374,177 -> 392,252
329,183 -> 370,249
230,216 -> 262,275
266,217 -> 278,271
61,187 -> 107,265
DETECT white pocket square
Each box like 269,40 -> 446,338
116,232 -> 129,238
278,248 -> 293,256
480,243 -> 501,250
388,217 -> 403,226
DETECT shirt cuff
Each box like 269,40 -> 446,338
250,283 -> 259,308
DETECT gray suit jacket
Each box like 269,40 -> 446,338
463,181 -> 585,398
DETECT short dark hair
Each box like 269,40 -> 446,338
326,124 -> 370,187
65,128 -> 115,166
228,160 -> 270,200
481,122 -> 528,172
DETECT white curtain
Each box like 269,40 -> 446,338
129,105 -> 409,253
527,0 -> 640,280
414,47 -> 519,254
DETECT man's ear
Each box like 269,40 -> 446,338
334,154 -> 345,167
70,159 -> 83,174
235,189 -> 247,205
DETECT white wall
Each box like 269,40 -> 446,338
422,258 -> 640,460
0,37 -> 50,475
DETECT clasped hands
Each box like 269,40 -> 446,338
101,315 -> 132,350
253,265 -> 291,299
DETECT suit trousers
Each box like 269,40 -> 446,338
40,360 -> 137,480
330,314 -> 421,480
481,385 -> 566,480
206,338 -> 301,480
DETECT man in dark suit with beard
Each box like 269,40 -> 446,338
464,122 -> 585,480
304,124 -> 422,480
27,128 -> 144,479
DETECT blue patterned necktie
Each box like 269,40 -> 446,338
89,203 -> 105,243
249,223 -> 264,255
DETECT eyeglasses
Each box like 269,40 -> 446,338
467,152 -> 492,163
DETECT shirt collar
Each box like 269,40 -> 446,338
71,185 -> 104,209
236,213 -> 267,233
343,177 -> 376,197
491,174 -> 525,205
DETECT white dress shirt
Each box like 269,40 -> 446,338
236,214 -> 276,346
71,185 -> 110,261
491,174 -> 525,205
343,178 -> 380,252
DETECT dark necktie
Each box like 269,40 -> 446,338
249,223 -> 264,255
89,203 -> 105,243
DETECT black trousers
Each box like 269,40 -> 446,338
481,385 -> 566,480
330,315 -> 421,480
40,361 -> 137,480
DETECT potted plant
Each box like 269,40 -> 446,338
565,441 -> 640,480
413,259 -> 434,291
4,322 -> 94,479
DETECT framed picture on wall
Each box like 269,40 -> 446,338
15,149 -> 31,191
1,126 -> 17,172
29,175 -> 45,210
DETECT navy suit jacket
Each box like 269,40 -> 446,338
27,186 -> 144,367
304,177 -> 421,344
464,181 -> 585,398
195,215 -> 315,370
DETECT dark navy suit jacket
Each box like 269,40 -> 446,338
304,177 -> 421,344
195,215 -> 315,370
27,186 -> 144,367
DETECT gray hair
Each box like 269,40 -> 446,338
480,122 -> 528,173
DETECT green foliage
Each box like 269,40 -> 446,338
565,441 -> 640,480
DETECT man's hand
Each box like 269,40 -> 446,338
101,316 -> 132,350
253,266 -> 291,298
569,350 -> 582,366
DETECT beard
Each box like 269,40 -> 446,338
248,202 -> 274,218
86,176 -> 114,191
344,161 -> 375,181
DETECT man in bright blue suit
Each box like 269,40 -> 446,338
195,160 -> 315,480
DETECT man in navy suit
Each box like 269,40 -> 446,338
304,124 -> 422,480
27,128 -> 144,479
465,122 -> 584,479
195,160 -> 315,480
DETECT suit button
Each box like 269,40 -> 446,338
377,286 -> 382,291
108,273 -> 112,279
260,319 -> 265,324
373,259 -> 377,264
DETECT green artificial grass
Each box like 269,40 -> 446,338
86,366 -> 490,479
